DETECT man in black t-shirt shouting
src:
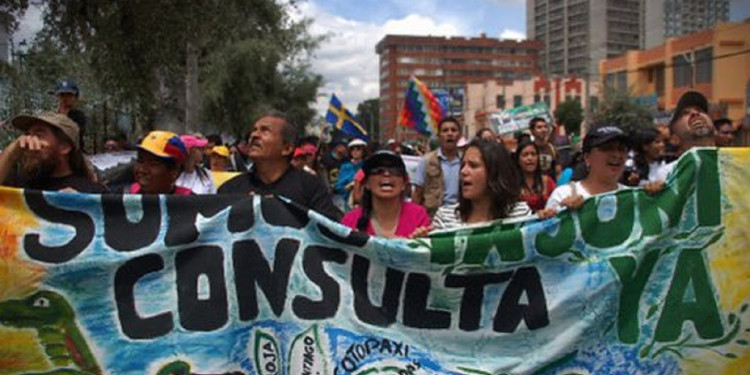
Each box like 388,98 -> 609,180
218,110 -> 341,221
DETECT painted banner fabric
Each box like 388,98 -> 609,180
490,102 -> 553,135
1,148 -> 749,375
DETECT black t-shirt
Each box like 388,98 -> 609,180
67,109 -> 87,152
218,166 -> 342,221
10,174 -> 108,193
320,152 -> 346,189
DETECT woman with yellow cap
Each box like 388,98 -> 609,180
209,145 -> 231,172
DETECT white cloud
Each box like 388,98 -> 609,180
299,2 -> 464,117
499,28 -> 526,41
12,5 -> 44,48
382,14 -> 461,36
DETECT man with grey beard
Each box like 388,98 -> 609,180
0,112 -> 106,193
650,91 -> 716,183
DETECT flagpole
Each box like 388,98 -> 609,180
396,103 -> 401,142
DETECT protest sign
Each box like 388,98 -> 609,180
1,148 -> 748,374
490,102 -> 553,135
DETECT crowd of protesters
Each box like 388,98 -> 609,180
0,85 -> 742,238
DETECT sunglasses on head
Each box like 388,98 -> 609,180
369,166 -> 404,177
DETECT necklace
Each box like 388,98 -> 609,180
370,206 -> 401,237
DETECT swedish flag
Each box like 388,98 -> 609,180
325,94 -> 369,141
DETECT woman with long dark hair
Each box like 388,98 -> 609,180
432,139 -> 531,229
621,127 -> 667,186
514,139 -> 557,211
341,150 -> 430,238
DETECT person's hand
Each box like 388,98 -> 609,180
409,225 -> 433,238
536,208 -> 557,219
626,171 -> 640,186
18,135 -> 50,152
560,194 -> 584,211
643,180 -> 665,196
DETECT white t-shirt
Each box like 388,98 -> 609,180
432,201 -> 532,230
545,181 -> 627,212
651,160 -> 675,183
176,168 -> 216,194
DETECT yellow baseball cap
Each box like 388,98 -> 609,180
138,131 -> 188,164
211,145 -> 230,158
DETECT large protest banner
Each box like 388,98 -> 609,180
0,148 -> 748,374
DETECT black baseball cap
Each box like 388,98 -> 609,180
670,91 -> 708,128
583,126 -> 630,152
362,150 -> 406,177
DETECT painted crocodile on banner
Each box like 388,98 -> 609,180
0,291 -> 244,375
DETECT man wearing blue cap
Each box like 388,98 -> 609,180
52,79 -> 88,153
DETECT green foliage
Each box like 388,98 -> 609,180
356,98 -> 380,140
0,0 -> 30,32
24,0 -> 322,135
554,98 -> 583,135
593,87 -> 655,134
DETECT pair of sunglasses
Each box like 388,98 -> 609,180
369,167 -> 404,177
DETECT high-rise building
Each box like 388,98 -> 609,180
527,0 -> 731,78
527,0 -> 642,78
643,0 -> 729,49
375,34 -> 542,140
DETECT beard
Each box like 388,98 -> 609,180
685,114 -> 715,139
19,151 -> 58,185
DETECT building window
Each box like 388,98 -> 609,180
655,65 -> 665,96
589,96 -> 599,111
695,47 -> 712,84
673,55 -> 693,88
513,95 -> 523,108
606,73 -> 616,88
496,95 -> 506,109
534,94 -> 541,103
616,72 -> 627,91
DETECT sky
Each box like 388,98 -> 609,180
296,0 -> 527,114
13,0 -> 750,116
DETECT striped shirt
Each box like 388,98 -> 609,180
432,201 -> 533,230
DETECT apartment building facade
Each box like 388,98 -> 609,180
375,34 -> 542,140
599,21 -> 750,123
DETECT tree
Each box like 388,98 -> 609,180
554,98 -> 583,136
356,98 -> 379,140
592,87 -> 655,135
37,0 -> 322,135
0,0 -> 30,35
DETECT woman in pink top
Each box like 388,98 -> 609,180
341,150 -> 430,238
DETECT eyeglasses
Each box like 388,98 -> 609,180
369,167 -> 404,177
